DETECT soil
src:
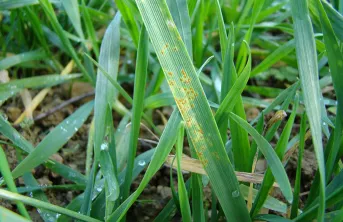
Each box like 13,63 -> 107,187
0,81 -> 319,221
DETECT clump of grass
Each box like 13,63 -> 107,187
0,0 -> 342,221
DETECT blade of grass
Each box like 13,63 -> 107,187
239,184 -> 289,214
16,146 -> 58,221
167,0 -> 192,57
251,39 -> 295,77
61,0 -> 83,38
176,123 -> 192,221
309,0 -> 343,42
108,110 -> 182,221
122,25 -> 149,201
21,172 -> 58,221
39,0 -> 94,82
61,0 -> 96,80
290,0 -> 326,220
0,206 -> 30,222
250,95 -> 299,217
99,143 -> 119,216
0,146 -> 30,219
44,160 -> 87,185
89,148 -> 156,220
193,0 -> 205,66
81,0 -> 100,59
228,112 -> 293,203
0,115 -> 87,185
0,74 -> 81,91
115,0 -> 139,46
254,214 -> 292,222
313,0 -> 343,180
0,189 -> 100,222
0,73 -> 81,105
134,1 -> 251,220
214,0 -> 228,61
218,23 -> 233,142
24,7 -> 60,69
0,49 -> 46,70
221,40 -> 252,172
84,53 -> 132,104
93,13 -> 121,162
80,161 -> 98,216
290,112 -> 307,219
11,101 -> 93,179
237,0 -> 265,73
189,146 -> 205,222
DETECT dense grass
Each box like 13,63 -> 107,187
0,0 -> 342,221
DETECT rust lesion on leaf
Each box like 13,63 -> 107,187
167,71 -> 173,77
180,68 -> 191,84
161,43 -> 170,55
192,123 -> 205,142
197,151 -> 208,167
175,98 -> 190,113
184,87 -> 198,100
168,80 -> 176,86
185,117 -> 193,127
198,145 -> 206,151
212,151 -> 220,160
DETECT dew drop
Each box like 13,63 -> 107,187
96,187 -> 102,192
60,126 -> 68,133
100,142 -> 108,151
138,160 -> 146,166
232,190 -> 240,198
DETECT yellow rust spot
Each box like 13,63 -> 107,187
167,71 -> 173,76
176,98 -> 187,105
206,138 -> 213,147
173,47 -> 178,51
180,77 -> 191,84
184,87 -> 198,100
198,145 -> 206,151
197,151 -> 208,166
161,44 -> 171,56
180,68 -> 191,83
185,117 -> 193,127
168,80 -> 176,86
175,98 -> 189,113
181,69 -> 186,77
212,152 -> 220,160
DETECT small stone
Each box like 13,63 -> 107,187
0,70 -> 9,83
66,191 -> 73,202
157,186 -> 172,199
255,159 -> 267,173
51,153 -> 63,163
71,82 -> 94,103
